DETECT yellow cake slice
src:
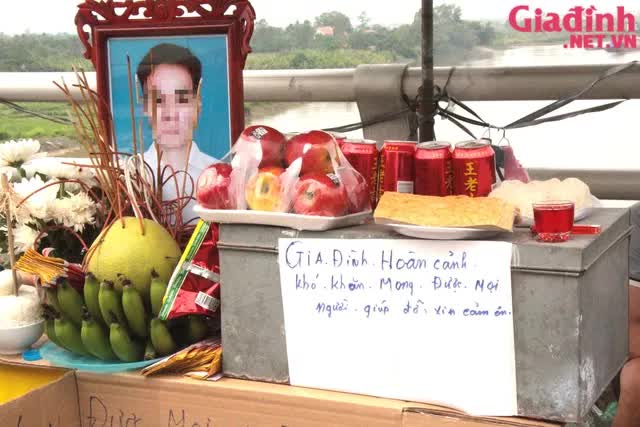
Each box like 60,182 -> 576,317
374,192 -> 516,232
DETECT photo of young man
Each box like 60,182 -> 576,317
136,43 -> 218,223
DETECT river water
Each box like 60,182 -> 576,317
247,45 -> 640,170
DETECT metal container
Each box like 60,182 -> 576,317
218,208 -> 631,423
452,140 -> 496,197
379,141 -> 417,196
414,141 -> 452,196
341,139 -> 380,208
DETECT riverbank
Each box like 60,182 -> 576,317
1,102 -> 308,157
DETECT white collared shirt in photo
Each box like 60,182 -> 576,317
143,142 -> 218,224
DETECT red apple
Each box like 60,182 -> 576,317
245,167 -> 285,212
293,172 -> 348,217
196,163 -> 235,209
238,125 -> 286,168
285,130 -> 337,174
338,167 -> 370,213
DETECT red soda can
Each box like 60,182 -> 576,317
415,142 -> 452,196
341,139 -> 379,208
379,141 -> 417,198
329,132 -> 347,150
452,140 -> 496,197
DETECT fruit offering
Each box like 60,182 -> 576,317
237,125 -> 287,168
196,163 -> 235,210
286,130 -> 336,175
196,126 -> 373,217
245,167 -> 285,212
42,275 -> 214,362
293,173 -> 348,217
86,217 -> 181,302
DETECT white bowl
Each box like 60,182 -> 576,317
0,320 -> 44,355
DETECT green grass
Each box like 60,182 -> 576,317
0,102 -> 76,141
2,102 -> 292,143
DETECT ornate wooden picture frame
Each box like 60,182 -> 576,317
75,0 -> 255,160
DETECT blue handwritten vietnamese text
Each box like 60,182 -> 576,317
316,299 -> 349,318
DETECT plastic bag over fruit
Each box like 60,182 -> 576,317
196,125 -> 372,217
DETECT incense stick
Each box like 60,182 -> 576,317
1,174 -> 19,297
180,77 -> 202,205
126,55 -> 139,157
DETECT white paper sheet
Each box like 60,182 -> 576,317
278,238 -> 517,416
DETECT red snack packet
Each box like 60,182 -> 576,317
159,221 -> 220,320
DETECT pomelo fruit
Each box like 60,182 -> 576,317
86,217 -> 181,303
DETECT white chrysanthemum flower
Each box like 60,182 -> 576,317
0,166 -> 18,181
12,224 -> 39,254
12,176 -> 59,221
49,192 -> 97,233
0,139 -> 41,167
23,158 -> 95,186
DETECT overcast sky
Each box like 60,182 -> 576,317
0,0 -> 633,34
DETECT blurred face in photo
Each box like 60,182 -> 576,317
143,64 -> 200,151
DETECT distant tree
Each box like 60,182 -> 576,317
252,19 -> 289,52
0,9 -> 520,74
315,11 -> 353,35
246,49 -> 395,70
390,24 -> 421,59
0,33 -> 91,71
314,34 -> 345,50
285,20 -> 315,50
432,4 -> 462,25
357,11 -> 371,31
474,22 -> 497,45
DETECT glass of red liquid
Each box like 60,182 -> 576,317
532,201 -> 575,243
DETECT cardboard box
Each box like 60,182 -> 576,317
0,354 -> 562,426
75,372 -> 562,427
402,408 -> 560,427
0,362 -> 80,427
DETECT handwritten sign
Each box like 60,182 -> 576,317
278,238 -> 517,416
84,395 -> 216,427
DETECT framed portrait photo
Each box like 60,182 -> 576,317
76,0 -> 255,162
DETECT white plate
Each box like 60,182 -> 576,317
380,222 -> 504,240
194,205 -> 373,231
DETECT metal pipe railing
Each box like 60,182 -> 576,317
1,67 -> 639,200
1,64 -> 638,103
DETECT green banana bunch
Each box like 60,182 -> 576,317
54,313 -> 90,356
108,314 -> 144,362
115,273 -> 128,294
122,280 -> 148,339
99,281 -> 127,327
150,318 -> 177,356
83,273 -> 105,326
186,315 -> 209,344
150,269 -> 168,317
41,304 -> 65,349
45,288 -> 62,314
144,340 -> 157,361
81,308 -> 116,361
56,279 -> 84,326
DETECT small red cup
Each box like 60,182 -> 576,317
532,201 -> 575,243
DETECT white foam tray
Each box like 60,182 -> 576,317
194,205 -> 373,231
